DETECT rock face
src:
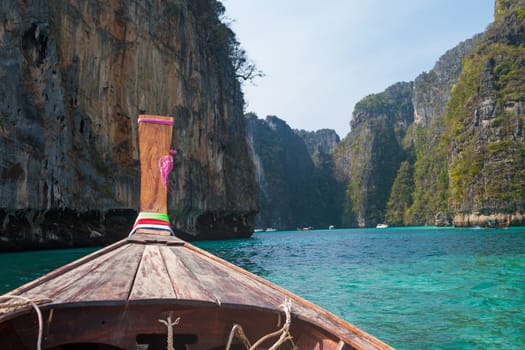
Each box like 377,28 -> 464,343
295,129 -> 340,167
406,35 -> 482,225
447,0 -> 525,226
333,82 -> 414,227
335,0 -> 525,228
0,0 -> 258,250
294,128 -> 345,228
246,114 -> 343,230
412,36 -> 481,128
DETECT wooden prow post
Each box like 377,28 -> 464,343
132,114 -> 174,236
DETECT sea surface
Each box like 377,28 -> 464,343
1,227 -> 524,349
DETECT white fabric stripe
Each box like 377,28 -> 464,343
128,224 -> 175,237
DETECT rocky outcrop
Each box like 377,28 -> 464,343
0,0 -> 258,250
295,129 -> 340,167
412,35 -> 481,128
332,35 -> 483,227
337,0 -> 525,228
246,114 -> 343,230
446,0 -> 525,226
333,82 -> 414,227
294,128 -> 345,229
405,35 -> 482,226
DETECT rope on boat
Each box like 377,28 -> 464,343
159,315 -> 181,350
226,324 -> 252,350
226,299 -> 296,350
0,294 -> 51,350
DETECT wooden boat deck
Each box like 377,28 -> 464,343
0,234 -> 393,350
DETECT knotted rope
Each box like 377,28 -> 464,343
159,315 -> 181,350
226,299 -> 296,350
226,324 -> 252,350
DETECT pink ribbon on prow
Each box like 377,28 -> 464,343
159,149 -> 177,187
138,116 -> 176,188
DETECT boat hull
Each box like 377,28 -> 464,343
1,302 -> 353,349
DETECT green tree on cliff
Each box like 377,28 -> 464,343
386,161 -> 414,225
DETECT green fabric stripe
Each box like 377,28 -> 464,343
135,212 -> 169,222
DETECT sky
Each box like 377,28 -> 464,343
223,0 -> 495,138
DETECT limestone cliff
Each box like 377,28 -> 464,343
294,128 -> 345,228
246,114 -> 343,230
295,129 -> 340,167
0,0 -> 258,250
334,82 -> 414,227
412,36 -> 482,128
406,35 -> 482,226
447,0 -> 525,226
408,0 -> 525,227
337,0 -> 525,228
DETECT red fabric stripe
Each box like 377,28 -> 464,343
134,218 -> 170,226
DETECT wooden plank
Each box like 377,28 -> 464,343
137,114 -> 173,214
127,233 -> 184,245
10,239 -> 129,296
198,254 -> 286,306
22,243 -> 133,301
172,247 -> 280,308
49,244 -> 145,303
159,246 -> 217,303
135,227 -> 171,235
129,245 -> 176,300
180,244 -> 294,306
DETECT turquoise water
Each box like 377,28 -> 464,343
1,227 -> 524,349
0,247 -> 98,293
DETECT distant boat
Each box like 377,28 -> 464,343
253,228 -> 265,233
329,225 -> 335,230
376,224 -> 389,228
265,228 -> 277,232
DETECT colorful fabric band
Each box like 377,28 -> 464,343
138,117 -> 174,125
128,212 -> 175,236
135,212 -> 170,222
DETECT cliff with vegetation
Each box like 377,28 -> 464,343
245,0 -> 525,229
406,0 -> 525,227
246,114 -> 343,230
333,83 -> 414,227
0,0 -> 257,250
336,0 -> 525,228
446,0 -> 525,226
403,36 -> 482,226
